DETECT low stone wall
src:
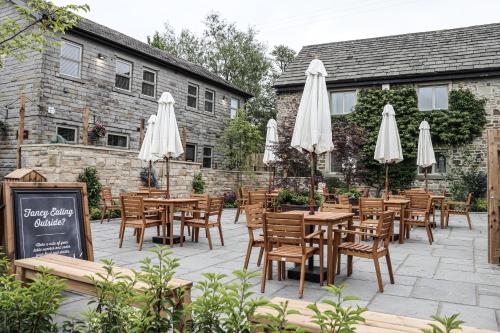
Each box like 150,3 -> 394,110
20,144 -> 270,196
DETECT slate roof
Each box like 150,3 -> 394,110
73,18 -> 252,98
275,23 -> 500,89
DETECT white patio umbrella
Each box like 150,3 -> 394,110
151,92 -> 184,197
138,114 -> 160,189
263,118 -> 279,193
417,120 -> 436,192
291,59 -> 333,214
374,104 -> 404,199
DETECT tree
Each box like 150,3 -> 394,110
331,117 -> 366,189
218,110 -> 263,173
0,0 -> 89,68
271,44 -> 296,74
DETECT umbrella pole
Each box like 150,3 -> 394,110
268,168 -> 272,194
385,163 -> 389,200
425,168 -> 428,193
166,156 -> 170,199
309,152 -> 316,215
148,161 -> 152,190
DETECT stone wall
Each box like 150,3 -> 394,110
276,77 -> 500,193
20,144 -> 269,196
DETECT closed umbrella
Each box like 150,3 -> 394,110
417,120 -> 436,192
138,114 -> 159,189
151,92 -> 184,198
291,59 -> 333,214
374,104 -> 404,199
263,119 -> 279,193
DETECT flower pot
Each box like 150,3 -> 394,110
280,204 -> 318,212
348,198 -> 359,206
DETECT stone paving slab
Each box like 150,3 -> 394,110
55,210 -> 500,330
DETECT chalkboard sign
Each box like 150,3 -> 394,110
3,182 -> 93,261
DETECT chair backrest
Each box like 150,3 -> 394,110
360,198 -> 384,221
102,186 -> 113,205
207,196 -> 224,215
373,211 -> 395,249
407,193 -> 431,211
249,191 -> 267,207
388,194 -> 406,200
192,193 -> 208,210
120,194 -> 144,221
465,193 -> 473,207
359,188 -> 370,198
244,203 -> 265,229
338,195 -> 349,205
321,203 -> 351,213
263,212 -> 305,250
149,189 -> 166,198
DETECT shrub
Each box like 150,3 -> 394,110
473,198 -> 487,212
89,207 -> 120,221
77,167 -> 102,210
447,152 -> 487,207
324,177 -> 347,194
422,313 -> 464,333
337,188 -> 362,199
140,167 -> 159,188
223,191 -> 237,208
192,172 -> 205,194
276,188 -> 322,207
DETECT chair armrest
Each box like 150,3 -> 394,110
304,230 -> 324,239
446,200 -> 467,207
334,229 -> 372,237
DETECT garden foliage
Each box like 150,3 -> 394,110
77,166 -> 102,210
192,172 -> 205,194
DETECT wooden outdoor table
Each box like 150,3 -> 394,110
430,195 -> 445,229
143,198 -> 200,247
282,210 -> 354,285
384,199 -> 410,244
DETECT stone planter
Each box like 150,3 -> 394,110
280,203 -> 318,212
348,198 -> 359,206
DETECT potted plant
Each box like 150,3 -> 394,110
90,120 -> 106,142
337,188 -> 362,206
276,189 -> 322,212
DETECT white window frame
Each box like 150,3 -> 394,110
106,132 -> 129,148
185,143 -> 197,162
115,58 -> 133,92
230,98 -> 239,119
187,83 -> 199,109
330,90 -> 357,115
56,125 -> 78,143
141,68 -> 157,98
328,151 -> 343,174
418,152 -> 447,175
202,146 -> 213,169
59,40 -> 82,78
417,83 -> 450,111
205,89 -> 215,113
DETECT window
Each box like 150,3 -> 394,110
115,59 -> 132,91
331,91 -> 356,115
56,126 -> 77,143
60,41 -> 82,78
141,68 -> 156,97
418,152 -> 447,174
205,89 -> 215,113
185,143 -> 197,162
187,83 -> 198,108
107,133 -> 128,148
418,85 -> 449,111
230,98 -> 239,119
330,151 -> 342,173
202,147 -> 213,168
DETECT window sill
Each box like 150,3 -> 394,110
185,106 -> 199,112
56,74 -> 85,84
416,174 -> 446,181
139,94 -> 157,102
112,87 -> 135,97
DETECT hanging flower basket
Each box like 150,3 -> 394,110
91,121 -> 106,138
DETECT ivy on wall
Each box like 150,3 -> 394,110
338,87 -> 486,193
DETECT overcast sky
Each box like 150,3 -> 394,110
54,0 -> 500,53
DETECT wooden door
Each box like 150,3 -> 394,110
487,130 -> 500,264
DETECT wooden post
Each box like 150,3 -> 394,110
139,118 -> 145,146
82,107 -> 90,145
16,95 -> 26,169
487,129 -> 500,264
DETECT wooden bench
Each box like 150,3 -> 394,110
254,297 -> 498,333
14,254 -> 192,305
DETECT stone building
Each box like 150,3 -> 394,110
0,0 -> 251,180
275,23 -> 500,191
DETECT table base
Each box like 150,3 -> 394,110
287,266 -> 327,283
152,235 -> 185,245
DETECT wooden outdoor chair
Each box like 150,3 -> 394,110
444,193 -> 473,230
359,197 -> 384,228
249,191 -> 268,208
322,187 -> 336,204
119,195 -> 163,251
100,186 -> 121,223
234,187 -> 249,223
180,197 -> 225,250
243,203 -> 266,270
335,211 -> 395,292
404,193 -> 434,244
261,212 -> 324,298
338,195 -> 350,205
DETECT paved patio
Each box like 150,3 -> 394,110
57,210 -> 500,330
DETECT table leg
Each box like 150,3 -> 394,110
169,204 -> 174,248
331,225 -> 340,286
439,199 -> 445,229
399,204 -> 405,244
327,224 -> 333,285
162,206 -> 167,246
